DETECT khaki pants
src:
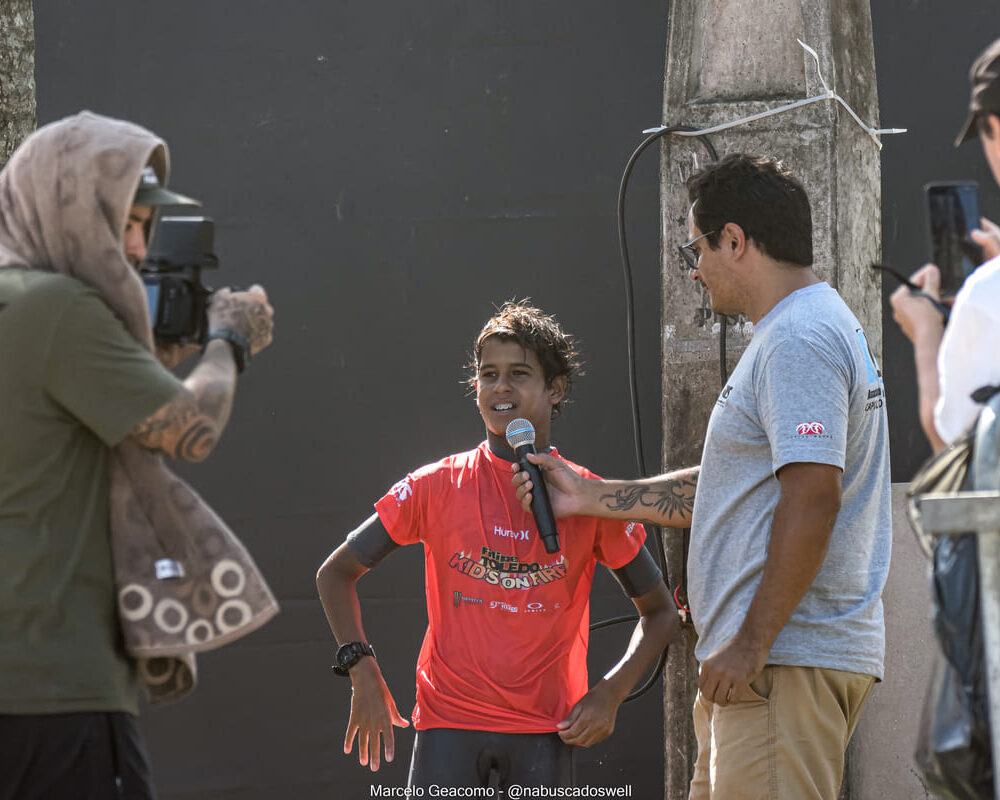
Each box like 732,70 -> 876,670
689,665 -> 875,800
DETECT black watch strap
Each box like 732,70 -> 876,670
332,641 -> 376,676
205,327 -> 250,373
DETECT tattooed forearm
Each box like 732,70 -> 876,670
175,422 -> 218,462
130,341 -> 237,463
600,475 -> 698,526
132,391 -> 199,451
194,345 -> 236,429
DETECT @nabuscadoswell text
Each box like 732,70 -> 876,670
369,785 -> 633,798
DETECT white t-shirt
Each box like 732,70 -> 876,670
935,254 -> 1000,444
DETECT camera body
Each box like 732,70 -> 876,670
140,216 -> 218,344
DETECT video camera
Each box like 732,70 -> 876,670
140,216 -> 218,345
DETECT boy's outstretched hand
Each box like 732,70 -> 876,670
510,452 -> 589,517
344,658 -> 410,772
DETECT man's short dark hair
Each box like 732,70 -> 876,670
686,154 -> 813,267
467,300 -> 583,417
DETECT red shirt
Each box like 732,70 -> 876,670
374,442 -> 646,733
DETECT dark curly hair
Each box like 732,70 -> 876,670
686,153 -> 813,267
466,300 -> 583,417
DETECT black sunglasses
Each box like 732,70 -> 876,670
677,230 -> 718,273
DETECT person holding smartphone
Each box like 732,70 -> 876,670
891,38 -> 1000,452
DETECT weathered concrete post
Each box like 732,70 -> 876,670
658,3 -> 881,798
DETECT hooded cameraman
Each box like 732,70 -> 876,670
0,112 -> 274,799
891,38 -> 1000,451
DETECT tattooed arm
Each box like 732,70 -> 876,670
595,470 -> 699,527
512,453 -> 699,528
130,341 -> 236,462
129,285 -> 274,463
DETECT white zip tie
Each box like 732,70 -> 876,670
645,40 -> 906,150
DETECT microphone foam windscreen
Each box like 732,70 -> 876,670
505,418 -> 536,449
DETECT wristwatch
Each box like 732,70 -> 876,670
205,327 -> 250,374
332,641 -> 376,676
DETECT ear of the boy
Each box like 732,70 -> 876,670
547,374 -> 568,405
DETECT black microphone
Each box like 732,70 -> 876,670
505,418 -> 560,554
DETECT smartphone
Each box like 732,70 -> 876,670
925,181 -> 983,296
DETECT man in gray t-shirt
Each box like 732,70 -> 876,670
512,154 -> 891,800
691,280 -> 890,681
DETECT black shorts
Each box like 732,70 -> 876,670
0,711 -> 155,800
408,728 -> 574,790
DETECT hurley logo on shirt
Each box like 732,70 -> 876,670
796,421 -> 825,435
492,524 -> 530,541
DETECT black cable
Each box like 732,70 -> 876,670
603,124 -> 719,703
617,126 -> 717,477
590,614 -> 639,633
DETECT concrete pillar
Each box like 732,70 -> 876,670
659,3 -> 882,797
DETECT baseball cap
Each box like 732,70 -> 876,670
133,165 -> 201,207
955,38 -> 1000,147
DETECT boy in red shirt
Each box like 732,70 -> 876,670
317,301 -> 676,789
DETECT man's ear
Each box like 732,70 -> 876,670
722,222 -> 747,258
987,113 -> 1000,140
547,374 -> 568,405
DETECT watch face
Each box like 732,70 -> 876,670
337,644 -> 357,669
336,642 -> 372,673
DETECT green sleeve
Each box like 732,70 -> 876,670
45,291 -> 185,446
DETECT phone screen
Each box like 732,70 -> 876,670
925,181 -> 983,296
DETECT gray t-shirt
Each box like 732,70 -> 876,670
688,283 -> 891,679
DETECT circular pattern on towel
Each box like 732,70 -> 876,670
211,559 -> 246,598
191,580 -> 219,616
185,619 -> 215,645
96,148 -> 131,180
168,479 -> 199,514
153,598 -> 189,634
215,599 -> 252,634
119,584 -> 153,621
200,527 -> 226,558
139,657 -> 176,686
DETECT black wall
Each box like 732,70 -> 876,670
872,2 -> 1000,479
34,3 -> 668,798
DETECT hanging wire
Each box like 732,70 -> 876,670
611,126 -> 718,702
